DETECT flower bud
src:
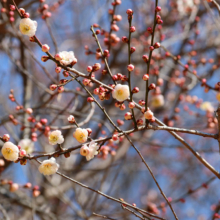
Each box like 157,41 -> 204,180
154,42 -> 161,49
149,46 -> 154,51
142,55 -> 149,62
120,104 -> 126,111
127,64 -> 134,71
94,88 -> 99,95
111,134 -> 118,142
33,190 -> 40,197
83,79 -> 91,86
130,47 -> 136,54
122,36 -> 129,43
40,118 -> 47,125
87,97 -> 94,102
24,182 -> 32,188
138,100 -> 145,106
147,27 -> 153,33
41,56 -> 49,62
19,8 -> 25,15
132,87 -> 139,93
137,119 -> 144,125
64,152 -> 71,158
68,115 -> 75,123
2,134 -> 10,142
42,44 -> 50,52
130,26 -> 136,33
63,70 -> 69,77
57,86 -> 64,93
10,5 -> 16,11
50,84 -> 57,91
112,75 -> 118,81
29,36 -> 36,42
124,112 -> 132,120
93,63 -> 101,71
54,54 -> 62,61
87,66 -> 93,72
55,66 -> 62,74
128,102 -> 135,109
155,6 -> 161,12
23,13 -> 30,18
103,50 -> 109,57
149,83 -> 156,90
126,9 -> 133,15
144,108 -> 154,120
142,74 -> 149,81
20,149 -> 27,157
80,145 -> 90,156
26,108 -> 33,114
10,183 -> 19,192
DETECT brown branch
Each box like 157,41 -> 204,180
34,159 -> 165,220
145,0 -> 159,111
216,104 -> 220,153
212,0 -> 220,14
161,45 -> 217,91
92,213 -> 117,220
75,79 -> 178,220
147,124 -> 218,139
155,118 -> 220,179
90,26 -> 115,84
122,206 -> 146,220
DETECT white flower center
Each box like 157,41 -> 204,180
117,89 -> 123,95
45,163 -> 52,168
51,135 -> 58,141
6,148 -> 12,154
23,24 -> 31,31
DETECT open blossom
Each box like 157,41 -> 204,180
73,128 -> 88,143
48,130 -> 64,145
58,51 -> 77,66
19,18 -> 37,37
80,141 -> 99,161
200,101 -> 214,112
38,157 -> 59,175
1,142 -> 19,161
112,84 -> 130,102
151,95 -> 165,108
177,0 -> 194,17
18,139 -> 34,154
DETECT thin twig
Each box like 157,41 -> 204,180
93,212 -> 117,220
34,159 -> 165,220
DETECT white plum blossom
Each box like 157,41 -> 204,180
58,51 -> 77,66
19,18 -> 37,37
86,141 -> 99,161
1,142 -> 19,161
151,95 -> 165,108
18,139 -> 34,154
80,141 -> 99,161
48,130 -> 64,145
177,0 -> 194,17
73,128 -> 88,143
112,84 -> 130,102
38,157 -> 59,175
200,102 -> 214,113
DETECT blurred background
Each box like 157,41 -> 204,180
0,0 -> 220,219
